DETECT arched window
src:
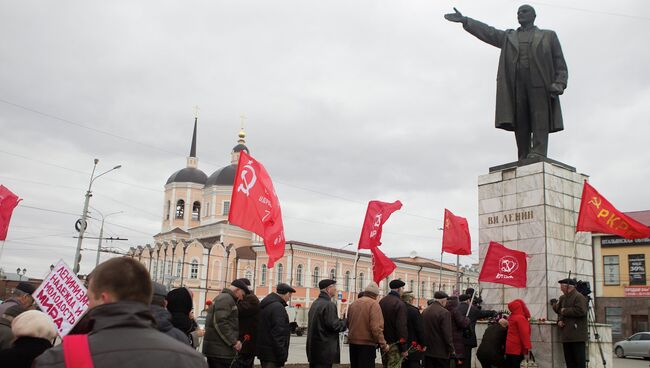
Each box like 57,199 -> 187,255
152,260 -> 158,280
190,260 -> 198,279
175,200 -> 185,219
313,267 -> 320,288
245,270 -> 253,283
358,273 -> 364,291
165,200 -> 170,220
166,261 -> 172,275
296,265 -> 303,286
345,271 -> 350,291
261,264 -> 267,286
176,261 -> 182,277
276,263 -> 284,284
192,201 -> 201,221
330,268 -> 336,280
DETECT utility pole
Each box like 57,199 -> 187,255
91,207 -> 123,267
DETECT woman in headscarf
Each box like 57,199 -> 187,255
167,287 -> 201,348
0,310 -> 57,368
504,299 -> 531,368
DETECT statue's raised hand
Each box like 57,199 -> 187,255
444,8 -> 465,23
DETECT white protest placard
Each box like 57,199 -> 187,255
32,259 -> 90,336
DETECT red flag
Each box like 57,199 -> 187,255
371,246 -> 396,284
229,151 -> 285,268
576,181 -> 650,239
478,241 -> 527,288
0,185 -> 21,240
441,209 -> 471,255
358,200 -> 402,249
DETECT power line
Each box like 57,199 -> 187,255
18,204 -> 80,217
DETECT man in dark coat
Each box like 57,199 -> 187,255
457,293 -> 497,365
476,317 -> 509,368
401,292 -> 425,368
235,278 -> 260,368
379,279 -> 408,368
0,282 -> 36,315
445,5 -> 568,161
306,279 -> 347,368
256,283 -> 295,368
445,297 -> 470,368
421,291 -> 454,368
203,279 -> 250,368
551,278 -> 588,368
34,257 -> 207,368
150,282 -> 190,345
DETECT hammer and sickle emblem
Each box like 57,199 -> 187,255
588,196 -> 602,209
237,163 -> 257,197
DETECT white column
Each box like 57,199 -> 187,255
184,187 -> 191,229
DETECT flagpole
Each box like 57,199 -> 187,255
438,251 -> 444,289
456,254 -> 460,295
466,286 -> 477,317
572,231 -> 581,276
0,240 -> 5,265
352,249 -> 360,302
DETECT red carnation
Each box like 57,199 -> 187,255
411,341 -> 417,347
295,303 -> 302,308
243,334 -> 251,342
341,298 -> 347,303
399,338 -> 406,344
205,300 -> 213,306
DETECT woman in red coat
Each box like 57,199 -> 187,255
504,299 -> 531,368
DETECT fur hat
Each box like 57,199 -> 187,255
12,310 -> 57,340
364,282 -> 380,296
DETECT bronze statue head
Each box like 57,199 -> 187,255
517,5 -> 536,27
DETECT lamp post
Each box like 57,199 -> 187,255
73,159 -> 121,274
90,207 -> 124,267
16,268 -> 27,281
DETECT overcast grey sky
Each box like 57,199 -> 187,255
1,0 -> 649,278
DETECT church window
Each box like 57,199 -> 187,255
330,268 -> 336,280
261,264 -> 267,286
192,201 -> 201,221
296,265 -> 303,286
276,263 -> 284,284
190,260 -> 198,279
175,200 -> 185,219
313,267 -> 320,288
222,200 -> 231,215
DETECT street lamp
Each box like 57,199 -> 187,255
73,159 -> 122,274
90,207 -> 124,267
16,268 -> 27,281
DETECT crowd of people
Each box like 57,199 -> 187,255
0,257 -> 589,368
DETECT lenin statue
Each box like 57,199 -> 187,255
445,5 -> 568,161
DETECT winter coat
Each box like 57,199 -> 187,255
445,298 -> 470,358
505,299 -> 532,356
255,293 -> 290,364
462,17 -> 567,134
203,288 -> 239,359
33,301 -> 207,368
346,295 -> 386,347
166,287 -> 196,343
150,304 -> 190,345
476,323 -> 507,367
456,302 -> 497,348
552,289 -> 588,342
0,318 -> 14,350
404,302 -> 425,361
0,336 -> 52,368
0,298 -> 20,316
422,301 -> 454,359
306,291 -> 347,365
238,293 -> 260,357
378,291 -> 408,351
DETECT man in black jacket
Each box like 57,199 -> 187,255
150,282 -> 190,345
34,257 -> 207,368
402,291 -> 425,368
379,279 -> 408,368
235,278 -> 260,368
456,293 -> 497,367
256,283 -> 295,368
306,279 -> 347,368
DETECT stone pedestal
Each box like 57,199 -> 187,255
478,161 -> 594,319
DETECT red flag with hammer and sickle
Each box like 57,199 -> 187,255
0,185 -> 21,240
478,241 -> 528,288
229,151 -> 285,267
371,246 -> 397,284
358,200 -> 402,249
441,209 -> 472,255
576,181 -> 650,239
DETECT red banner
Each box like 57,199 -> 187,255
358,200 -> 402,249
478,241 -> 527,288
624,286 -> 650,297
441,209 -> 471,255
0,185 -> 21,240
576,181 -> 650,239
229,151 -> 285,268
371,246 -> 397,284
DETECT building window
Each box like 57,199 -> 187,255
152,261 -> 158,280
192,201 -> 201,221
605,307 -> 623,337
276,263 -> 283,284
410,280 -> 415,292
629,254 -> 646,286
296,265 -> 303,286
176,261 -> 182,277
604,255 -> 620,285
421,281 -> 426,298
190,260 -> 198,279
345,271 -> 350,291
358,273 -> 364,291
245,270 -> 253,283
175,200 -> 185,219
313,267 -> 320,288
330,268 -> 336,280
261,264 -> 267,286
222,201 -> 231,216
165,200 -> 170,220
205,202 -> 210,217
432,283 -> 436,293
166,261 -> 172,275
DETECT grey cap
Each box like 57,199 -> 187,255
276,283 -> 296,295
434,291 -> 449,299
152,282 -> 168,297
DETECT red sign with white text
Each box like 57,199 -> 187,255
624,286 -> 650,297
32,260 -> 90,336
